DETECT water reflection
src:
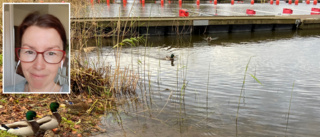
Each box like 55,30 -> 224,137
79,29 -> 319,49
86,30 -> 320,136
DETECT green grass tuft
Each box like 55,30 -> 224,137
0,130 -> 17,137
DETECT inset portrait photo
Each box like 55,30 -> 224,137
2,3 -> 70,94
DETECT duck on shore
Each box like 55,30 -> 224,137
36,102 -> 61,132
0,111 -> 39,136
64,97 -> 90,115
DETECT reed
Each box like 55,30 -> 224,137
71,36 -> 143,97
285,81 -> 295,136
69,0 -> 147,99
235,56 -> 262,136
69,2 -> 147,134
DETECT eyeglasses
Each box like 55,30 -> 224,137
16,48 -> 65,64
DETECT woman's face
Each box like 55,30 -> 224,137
21,26 -> 64,89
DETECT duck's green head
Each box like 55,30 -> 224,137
26,111 -> 37,121
171,54 -> 174,58
50,102 -> 60,112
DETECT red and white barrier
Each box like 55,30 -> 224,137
246,9 -> 256,15
283,8 -> 293,14
179,9 -> 189,17
311,8 -> 320,15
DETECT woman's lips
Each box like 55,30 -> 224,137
30,73 -> 47,79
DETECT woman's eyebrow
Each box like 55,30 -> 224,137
21,44 -> 62,50
21,44 -> 34,49
45,45 -> 61,50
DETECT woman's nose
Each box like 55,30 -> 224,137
33,54 -> 46,70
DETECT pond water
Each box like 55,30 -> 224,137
84,30 -> 320,136
75,2 -> 320,17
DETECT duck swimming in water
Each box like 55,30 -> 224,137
166,54 -> 175,61
204,37 -> 218,42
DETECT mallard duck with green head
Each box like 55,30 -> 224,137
166,54 -> 175,61
36,102 -> 61,131
0,110 -> 39,136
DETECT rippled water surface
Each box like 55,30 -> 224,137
84,30 -> 320,136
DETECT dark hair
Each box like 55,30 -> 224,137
19,12 -> 67,51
